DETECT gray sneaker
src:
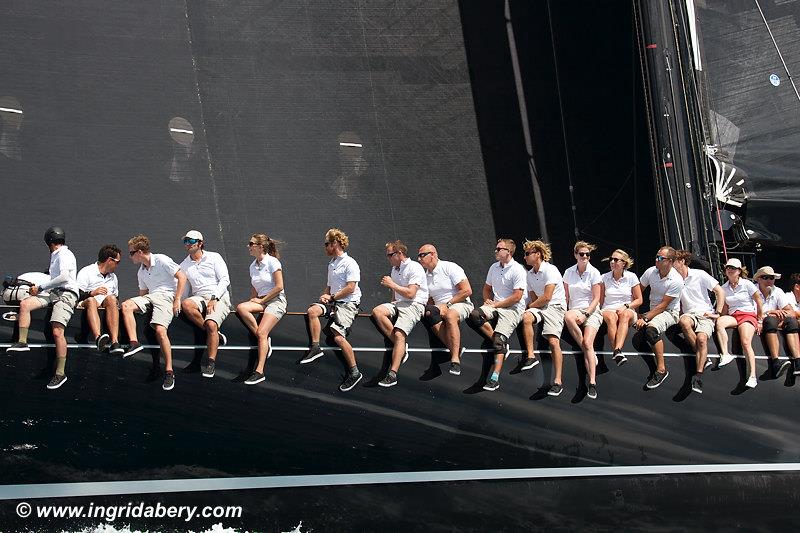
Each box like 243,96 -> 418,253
162,372 -> 175,391
6,342 -> 29,353
109,342 -> 124,355
691,375 -> 703,394
449,362 -> 462,376
520,356 -> 539,371
46,374 -> 68,390
646,370 -> 669,389
379,371 -> 398,387
483,378 -> 500,391
202,358 -> 216,378
775,359 -> 792,379
95,333 -> 110,352
547,383 -> 564,396
244,371 -> 265,385
122,341 -> 143,358
587,383 -> 598,399
300,345 -> 324,364
339,371 -> 363,392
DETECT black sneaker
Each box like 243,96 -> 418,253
612,349 -> 627,366
587,383 -> 598,399
6,342 -> 29,353
691,375 -> 703,394
401,343 -> 409,365
162,371 -> 175,391
202,358 -> 216,378
109,342 -> 124,355
244,371 -> 265,385
339,371 -> 363,392
122,341 -> 143,358
449,362 -> 461,376
794,358 -> 800,376
646,370 -> 669,389
775,359 -> 792,379
46,374 -> 68,390
521,356 -> 540,371
218,331 -> 227,346
483,378 -> 500,391
379,371 -> 398,388
300,345 -> 324,364
547,383 -> 564,396
95,333 -> 110,352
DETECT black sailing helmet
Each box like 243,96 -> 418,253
43,226 -> 66,245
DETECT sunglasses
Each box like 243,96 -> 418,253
495,247 -> 509,253
576,252 -> 590,257
386,251 -> 400,257
183,238 -> 200,245
129,250 -> 138,256
760,275 -> 776,280
323,242 -> 335,247
524,250 -> 537,257
247,242 -> 258,247
655,256 -> 669,262
609,257 -> 625,263
417,251 -> 433,258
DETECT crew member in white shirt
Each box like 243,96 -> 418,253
715,258 -> 763,388
417,244 -> 473,377
371,240 -> 429,388
178,230 -> 233,379
636,246 -> 684,389
598,249 -> 643,366
120,234 -> 187,391
76,244 -> 123,355
521,240 -> 567,397
562,241 -> 602,399
235,233 -> 286,385
673,250 -> 725,395
467,239 -> 526,392
7,227 -> 80,390
300,228 -> 363,392
754,266 -> 799,379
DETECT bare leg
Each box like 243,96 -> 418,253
695,332 -> 709,373
307,303 -> 324,343
564,310 -> 584,346
442,309 -> 463,362
786,331 -> 800,358
181,299 -> 206,329
103,295 -> 120,343
603,311 -> 619,349
206,319 -> 220,359
615,310 -> 634,350
371,305 -> 395,339
52,323 -> 67,358
333,332 -> 357,368
121,300 -> 140,343
582,326 -> 599,384
521,311 -> 537,357
764,331 -> 780,360
652,339 -> 666,373
236,301 -> 263,336
154,324 -> 172,372
254,313 -> 280,374
549,335 -> 564,384
678,315 -> 697,351
715,316 -> 737,356
84,298 -> 102,339
390,329 -> 408,372
738,323 -> 757,379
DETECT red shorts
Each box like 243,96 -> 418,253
731,310 -> 758,328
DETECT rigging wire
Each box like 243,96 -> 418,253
754,0 -> 800,103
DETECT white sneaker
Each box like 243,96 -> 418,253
745,376 -> 758,388
718,353 -> 735,367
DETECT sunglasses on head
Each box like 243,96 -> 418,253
417,251 -> 433,258
576,252 -> 590,257
183,238 -> 200,245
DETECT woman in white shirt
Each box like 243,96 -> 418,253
235,234 -> 287,385
754,266 -> 799,378
563,241 -> 603,399
715,258 -> 763,388
599,249 -> 643,366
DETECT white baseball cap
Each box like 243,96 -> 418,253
183,230 -> 204,241
724,258 -> 742,270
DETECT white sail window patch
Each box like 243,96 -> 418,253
332,132 -> 367,200
168,117 -> 195,146
0,96 -> 23,160
769,73 -> 780,86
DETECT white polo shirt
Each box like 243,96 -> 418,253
426,259 -> 471,305
391,258 -> 428,304
328,252 -> 360,303
77,263 -> 119,304
601,271 -> 640,310
527,261 -> 567,307
785,292 -> 800,312
180,251 -> 230,299
485,259 -> 527,313
722,278 -> 757,313
563,263 -> 601,310
679,268 -> 719,314
757,285 -> 786,313
249,255 -> 284,298
640,266 -> 683,312
39,245 -> 79,294
138,253 -> 180,294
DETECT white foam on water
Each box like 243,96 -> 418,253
4,443 -> 38,451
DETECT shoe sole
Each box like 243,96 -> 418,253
776,361 -> 791,378
96,334 -> 110,352
245,376 -> 266,385
122,345 -> 144,358
449,368 -> 461,376
613,355 -> 627,366
692,387 -> 703,394
547,388 -> 563,397
6,347 -> 30,352
47,376 -> 68,390
717,356 -> 735,367
646,372 -> 669,389
202,371 -> 215,378
482,384 -> 499,391
339,373 -> 363,392
746,379 -> 758,388
162,382 -> 175,391
378,380 -> 397,388
110,349 -> 125,355
587,392 -> 597,399
300,352 -> 324,364
520,360 -> 540,371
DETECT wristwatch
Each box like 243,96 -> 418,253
209,296 -> 218,302
624,303 -> 630,309
446,302 -> 453,309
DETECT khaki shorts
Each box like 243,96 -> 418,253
479,304 -> 523,338
582,308 -> 604,331
647,309 -> 680,335
381,301 -> 424,336
525,304 -> 566,338
186,293 -> 232,327
129,291 -> 175,329
29,290 -> 78,327
261,293 -> 287,320
314,300 -> 359,337
680,312 -> 715,337
449,301 -> 474,322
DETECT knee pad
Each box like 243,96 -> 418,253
762,315 -> 780,334
492,332 -> 508,353
644,326 -> 661,346
422,304 -> 443,327
783,316 -> 799,333
467,308 -> 486,328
